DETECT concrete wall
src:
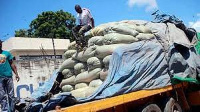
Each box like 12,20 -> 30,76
3,37 -> 70,51
13,59 -> 64,98
2,37 -> 70,60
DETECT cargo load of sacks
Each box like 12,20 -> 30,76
59,20 -> 156,98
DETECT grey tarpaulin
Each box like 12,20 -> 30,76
168,43 -> 200,83
78,39 -> 172,102
79,39 -> 200,102
31,70 -> 58,100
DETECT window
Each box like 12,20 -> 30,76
19,55 -> 62,60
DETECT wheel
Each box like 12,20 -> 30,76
164,98 -> 182,112
142,104 -> 162,112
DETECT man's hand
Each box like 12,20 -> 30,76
15,75 -> 20,82
9,60 -> 20,82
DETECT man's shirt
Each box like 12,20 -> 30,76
0,50 -> 13,77
77,8 -> 93,27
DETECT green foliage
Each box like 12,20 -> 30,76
15,10 -> 76,41
15,29 -> 29,37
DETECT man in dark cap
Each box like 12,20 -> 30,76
0,39 -> 20,112
72,4 -> 95,49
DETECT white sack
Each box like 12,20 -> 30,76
75,68 -> 101,83
90,22 -> 117,36
75,83 -> 88,89
62,85 -> 74,92
72,46 -> 96,62
62,69 -> 74,79
60,75 -> 76,87
111,25 -> 139,37
87,57 -> 102,71
59,58 -> 78,72
103,33 -> 138,45
136,33 -> 155,40
71,87 -> 98,98
74,63 -> 87,75
88,36 -> 104,47
89,79 -> 103,87
135,25 -> 152,33
95,44 -> 125,59
63,50 -> 77,59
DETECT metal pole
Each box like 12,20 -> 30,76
51,34 -> 58,69
51,36 -> 56,59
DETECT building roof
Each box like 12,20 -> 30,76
2,37 -> 70,52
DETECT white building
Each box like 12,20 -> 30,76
2,37 -> 70,60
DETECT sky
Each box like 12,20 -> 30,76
0,0 -> 199,41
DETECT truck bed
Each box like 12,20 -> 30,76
59,83 -> 187,112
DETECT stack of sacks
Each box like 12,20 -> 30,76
58,20 -> 155,98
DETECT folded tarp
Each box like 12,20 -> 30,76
169,44 -> 200,84
26,92 -> 77,112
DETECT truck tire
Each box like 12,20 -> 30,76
164,98 -> 182,112
142,104 -> 162,112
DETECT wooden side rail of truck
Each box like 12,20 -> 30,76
55,82 -> 200,112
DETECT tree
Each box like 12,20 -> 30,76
15,29 -> 28,37
15,10 -> 76,41
15,29 -> 32,37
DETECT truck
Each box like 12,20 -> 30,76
55,82 -> 200,112
24,19 -> 200,112
55,31 -> 200,112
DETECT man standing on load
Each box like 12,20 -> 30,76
72,4 -> 95,48
0,39 -> 20,112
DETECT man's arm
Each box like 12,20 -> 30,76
86,9 -> 94,28
9,60 -> 20,82
91,18 -> 95,28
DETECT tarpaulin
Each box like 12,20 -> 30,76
79,40 -> 200,102
79,39 -> 171,102
31,70 -> 59,100
169,44 -> 200,84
